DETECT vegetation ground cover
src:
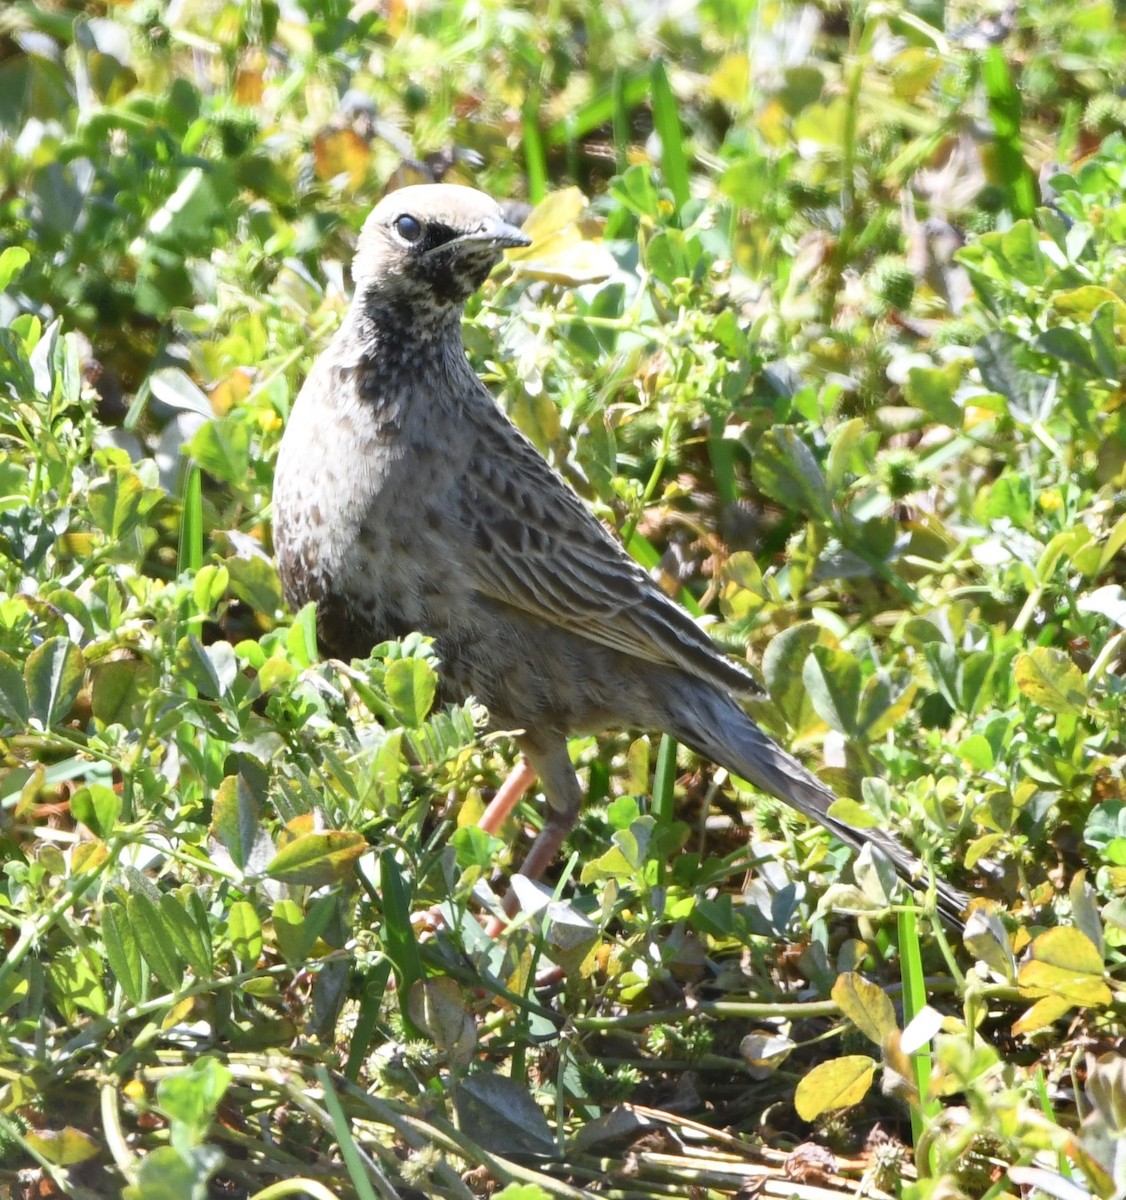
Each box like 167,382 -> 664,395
1,0 -> 1125,1197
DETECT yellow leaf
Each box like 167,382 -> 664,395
794,1055 -> 876,1121
507,188 -> 617,285
24,1127 -> 100,1166
1052,285 -> 1126,326
313,127 -> 370,189
1014,647 -> 1086,715
266,830 -> 368,887
1016,927 -> 1111,1007
520,187 -> 587,242
1012,994 -> 1074,1036
709,54 -> 750,105
831,972 -> 898,1046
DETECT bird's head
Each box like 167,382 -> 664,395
352,184 -> 530,318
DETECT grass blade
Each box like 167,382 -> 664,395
649,60 -> 690,211
178,462 -> 203,575
899,907 -> 938,1174
982,48 -> 1038,218
522,90 -> 547,205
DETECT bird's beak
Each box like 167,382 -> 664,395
440,216 -> 531,253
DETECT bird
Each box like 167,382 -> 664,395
272,183 -> 967,926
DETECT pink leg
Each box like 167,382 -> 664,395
484,743 -> 583,933
478,758 -> 538,835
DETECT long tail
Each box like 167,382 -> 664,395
664,680 -> 968,927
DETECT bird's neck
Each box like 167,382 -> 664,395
343,294 -> 479,414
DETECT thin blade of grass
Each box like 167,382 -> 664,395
653,733 -> 678,899
314,1064 -> 393,1200
649,60 -> 690,211
523,90 -> 547,205
177,462 -> 203,575
345,959 -> 392,1082
899,906 -> 937,1174
545,70 -> 650,147
982,47 -> 1038,218
379,848 -> 424,1029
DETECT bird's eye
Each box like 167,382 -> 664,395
394,214 -> 423,243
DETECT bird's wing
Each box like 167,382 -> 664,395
454,398 -> 762,697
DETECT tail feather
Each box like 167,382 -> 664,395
666,682 -> 968,927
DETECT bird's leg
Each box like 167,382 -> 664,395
485,740 -> 583,928
478,758 -> 538,836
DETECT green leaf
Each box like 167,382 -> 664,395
271,899 -> 307,966
0,650 -> 30,724
187,417 -> 251,487
88,463 -> 161,539
157,1055 -> 232,1138
265,830 -> 367,886
46,947 -> 107,1018
124,1145 -> 211,1200
89,657 -> 153,727
751,426 -> 832,522
385,656 -> 437,727
801,645 -> 861,738
159,892 -> 213,976
0,245 -> 31,291
997,220 -> 1045,286
228,899 -> 263,965
25,637 -> 84,726
906,362 -> 963,427
832,972 -> 898,1046
380,847 -> 423,1016
982,48 -> 1037,218
957,734 -> 995,771
1014,647 -> 1086,715
70,784 -> 121,839
211,774 -> 263,871
127,893 -> 184,992
793,1055 -> 876,1121
103,902 -> 145,1005
1084,801 -> 1126,866
826,797 -> 879,829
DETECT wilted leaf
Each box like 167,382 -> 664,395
25,636 -> 84,726
793,1055 -> 876,1121
831,972 -> 898,1046
454,1069 -> 557,1156
1012,994 -> 1074,1036
1014,647 -> 1086,715
740,1032 -> 795,1078
963,906 -> 1016,982
1017,927 -> 1111,1007
313,127 -> 370,189
408,977 -> 476,1064
24,1127 -> 100,1166
266,829 -> 367,886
